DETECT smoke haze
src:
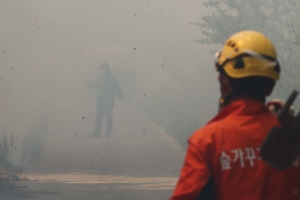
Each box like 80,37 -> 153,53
0,1 -> 219,199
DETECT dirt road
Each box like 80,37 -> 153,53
2,106 -> 185,200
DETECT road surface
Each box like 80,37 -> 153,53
1,106 -> 185,200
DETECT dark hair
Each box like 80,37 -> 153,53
218,67 -> 275,96
227,76 -> 275,96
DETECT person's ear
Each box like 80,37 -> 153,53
218,74 -> 232,96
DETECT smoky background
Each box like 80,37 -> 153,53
0,1 -> 218,166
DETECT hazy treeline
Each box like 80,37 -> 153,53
196,0 -> 300,107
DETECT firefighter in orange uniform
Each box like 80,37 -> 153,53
170,30 -> 300,200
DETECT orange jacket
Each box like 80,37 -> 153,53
170,99 -> 300,200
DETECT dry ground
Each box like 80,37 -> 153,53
1,106 -> 185,200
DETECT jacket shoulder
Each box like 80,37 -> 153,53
189,121 -> 220,147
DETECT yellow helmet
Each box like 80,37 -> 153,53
215,30 -> 280,80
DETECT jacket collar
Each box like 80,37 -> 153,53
207,99 -> 268,125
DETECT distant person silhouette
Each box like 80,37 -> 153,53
86,62 -> 123,138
